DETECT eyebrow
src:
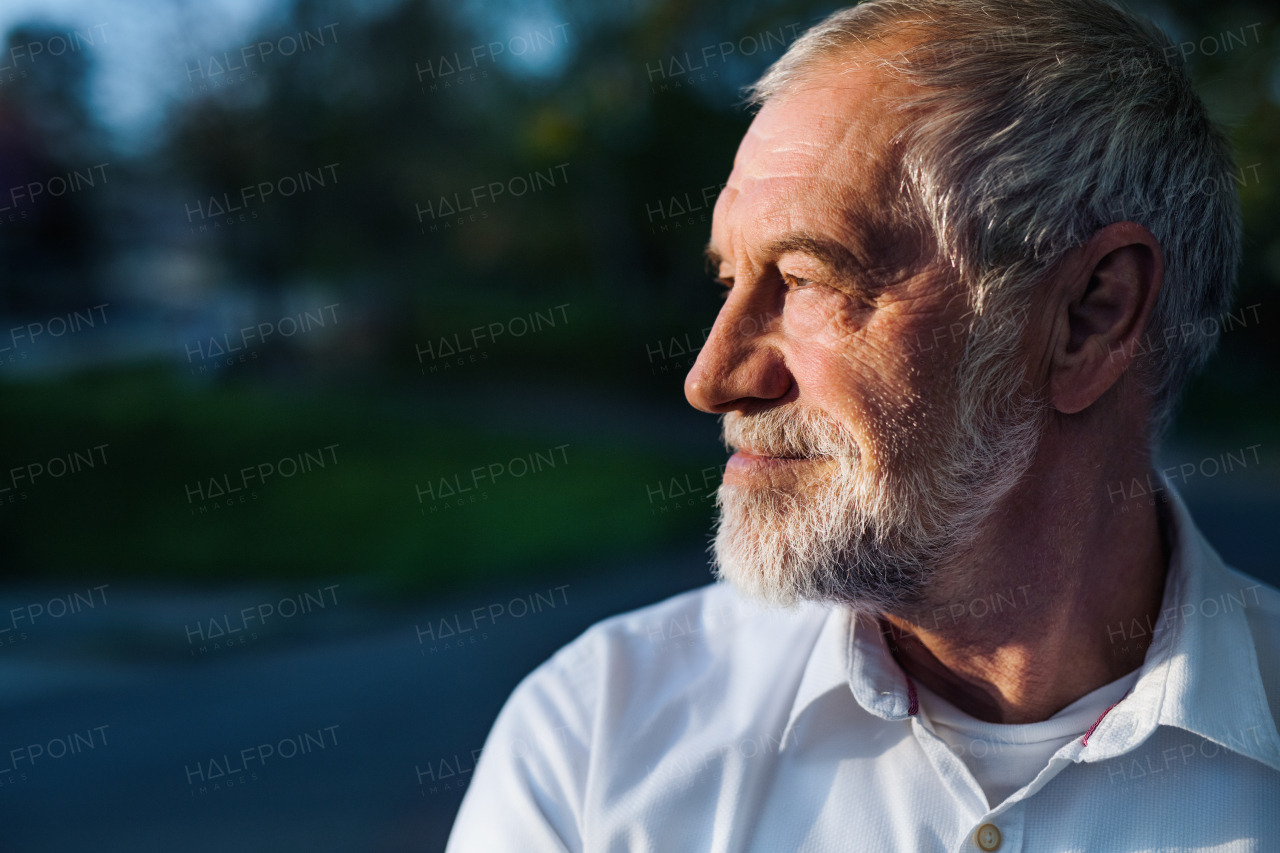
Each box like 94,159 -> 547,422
703,242 -> 723,275
766,233 -> 866,282
703,232 -> 867,282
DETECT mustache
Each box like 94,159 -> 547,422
720,407 -> 861,460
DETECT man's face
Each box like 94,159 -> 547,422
687,59 -> 1046,612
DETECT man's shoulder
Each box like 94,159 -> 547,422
532,582 -> 832,714
594,580 -> 826,641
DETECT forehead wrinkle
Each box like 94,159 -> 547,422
735,106 -> 899,221
726,160 -> 891,277
716,55 -> 926,281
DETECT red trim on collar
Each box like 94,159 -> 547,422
1082,689 -> 1132,746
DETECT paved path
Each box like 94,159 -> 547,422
0,490 -> 1274,852
0,551 -> 715,852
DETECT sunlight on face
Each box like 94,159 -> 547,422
699,62 -> 1049,613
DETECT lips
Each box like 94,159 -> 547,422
725,449 -> 817,477
731,447 -> 809,459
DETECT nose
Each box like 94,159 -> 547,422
684,290 -> 791,414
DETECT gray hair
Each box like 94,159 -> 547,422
747,0 -> 1241,441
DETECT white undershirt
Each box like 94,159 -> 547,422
915,668 -> 1141,806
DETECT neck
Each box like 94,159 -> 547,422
880,413 -> 1170,725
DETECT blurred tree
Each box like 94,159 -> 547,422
0,25 -> 109,314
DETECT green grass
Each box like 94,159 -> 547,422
0,365 -> 719,594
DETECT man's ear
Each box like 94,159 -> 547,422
1046,222 -> 1164,415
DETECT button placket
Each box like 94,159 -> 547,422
910,716 -> 989,816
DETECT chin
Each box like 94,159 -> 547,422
710,477 -> 935,614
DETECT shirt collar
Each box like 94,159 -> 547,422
780,601 -> 916,748
1079,481 -> 1280,771
780,480 -> 1280,772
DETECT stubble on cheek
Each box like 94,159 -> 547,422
781,290 -> 934,481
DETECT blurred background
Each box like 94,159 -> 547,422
0,0 -> 1275,848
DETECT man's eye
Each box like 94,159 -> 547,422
715,277 -> 734,300
783,274 -> 814,290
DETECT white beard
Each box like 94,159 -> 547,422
711,321 -> 1047,614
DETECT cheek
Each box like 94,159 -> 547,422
782,288 -> 908,391
780,291 -> 946,458
781,290 -> 899,432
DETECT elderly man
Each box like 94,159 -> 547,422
448,0 -> 1279,850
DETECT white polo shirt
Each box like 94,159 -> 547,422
447,486 -> 1280,852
